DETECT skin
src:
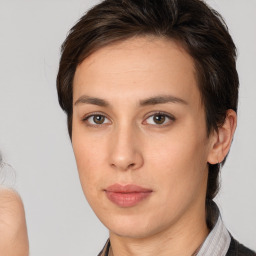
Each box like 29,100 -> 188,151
0,188 -> 29,256
72,37 -> 236,256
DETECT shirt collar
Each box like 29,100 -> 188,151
197,201 -> 231,256
99,201 -> 231,256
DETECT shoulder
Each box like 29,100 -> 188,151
0,187 -> 24,208
226,236 -> 256,256
0,187 -> 26,227
0,187 -> 29,256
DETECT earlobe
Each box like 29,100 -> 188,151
207,109 -> 237,165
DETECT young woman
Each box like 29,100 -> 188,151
56,0 -> 255,255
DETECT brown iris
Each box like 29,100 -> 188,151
93,115 -> 105,124
153,114 -> 166,124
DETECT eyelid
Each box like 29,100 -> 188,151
143,111 -> 176,126
81,111 -> 175,127
82,112 -> 112,126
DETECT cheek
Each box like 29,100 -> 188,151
72,140 -> 107,213
147,126 -> 207,170
72,127 -> 107,194
145,125 -> 209,197
141,137 -> 208,232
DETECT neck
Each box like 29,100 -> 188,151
109,202 -> 209,256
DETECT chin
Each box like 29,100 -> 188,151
110,226 -> 154,239
103,213 -> 166,239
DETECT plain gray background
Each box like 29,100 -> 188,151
0,0 -> 255,255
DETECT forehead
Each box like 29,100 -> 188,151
73,36 -> 200,107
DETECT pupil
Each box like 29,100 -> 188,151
94,115 -> 104,124
154,115 -> 165,124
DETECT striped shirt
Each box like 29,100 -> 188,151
98,201 -> 231,256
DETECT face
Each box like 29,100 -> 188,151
72,37 -> 214,239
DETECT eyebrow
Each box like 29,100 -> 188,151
74,95 -> 109,107
139,95 -> 188,106
74,94 -> 188,107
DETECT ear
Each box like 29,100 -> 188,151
207,109 -> 237,164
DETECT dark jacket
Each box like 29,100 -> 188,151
226,236 -> 256,256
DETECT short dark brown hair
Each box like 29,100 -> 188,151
57,0 -> 239,200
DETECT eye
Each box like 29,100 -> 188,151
83,114 -> 111,126
145,112 -> 175,126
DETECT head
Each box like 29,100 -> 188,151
57,0 -> 238,237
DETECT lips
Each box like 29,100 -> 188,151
104,184 -> 153,207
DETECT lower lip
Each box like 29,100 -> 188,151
105,191 -> 152,207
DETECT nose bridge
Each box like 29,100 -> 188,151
109,121 -> 143,171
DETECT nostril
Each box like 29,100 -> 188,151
128,163 -> 135,168
110,162 -> 136,171
109,147 -> 144,171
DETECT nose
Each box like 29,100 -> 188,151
108,125 -> 144,171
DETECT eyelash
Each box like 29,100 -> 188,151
143,111 -> 176,127
82,111 -> 175,128
82,112 -> 111,128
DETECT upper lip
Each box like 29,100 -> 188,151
105,184 -> 153,193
